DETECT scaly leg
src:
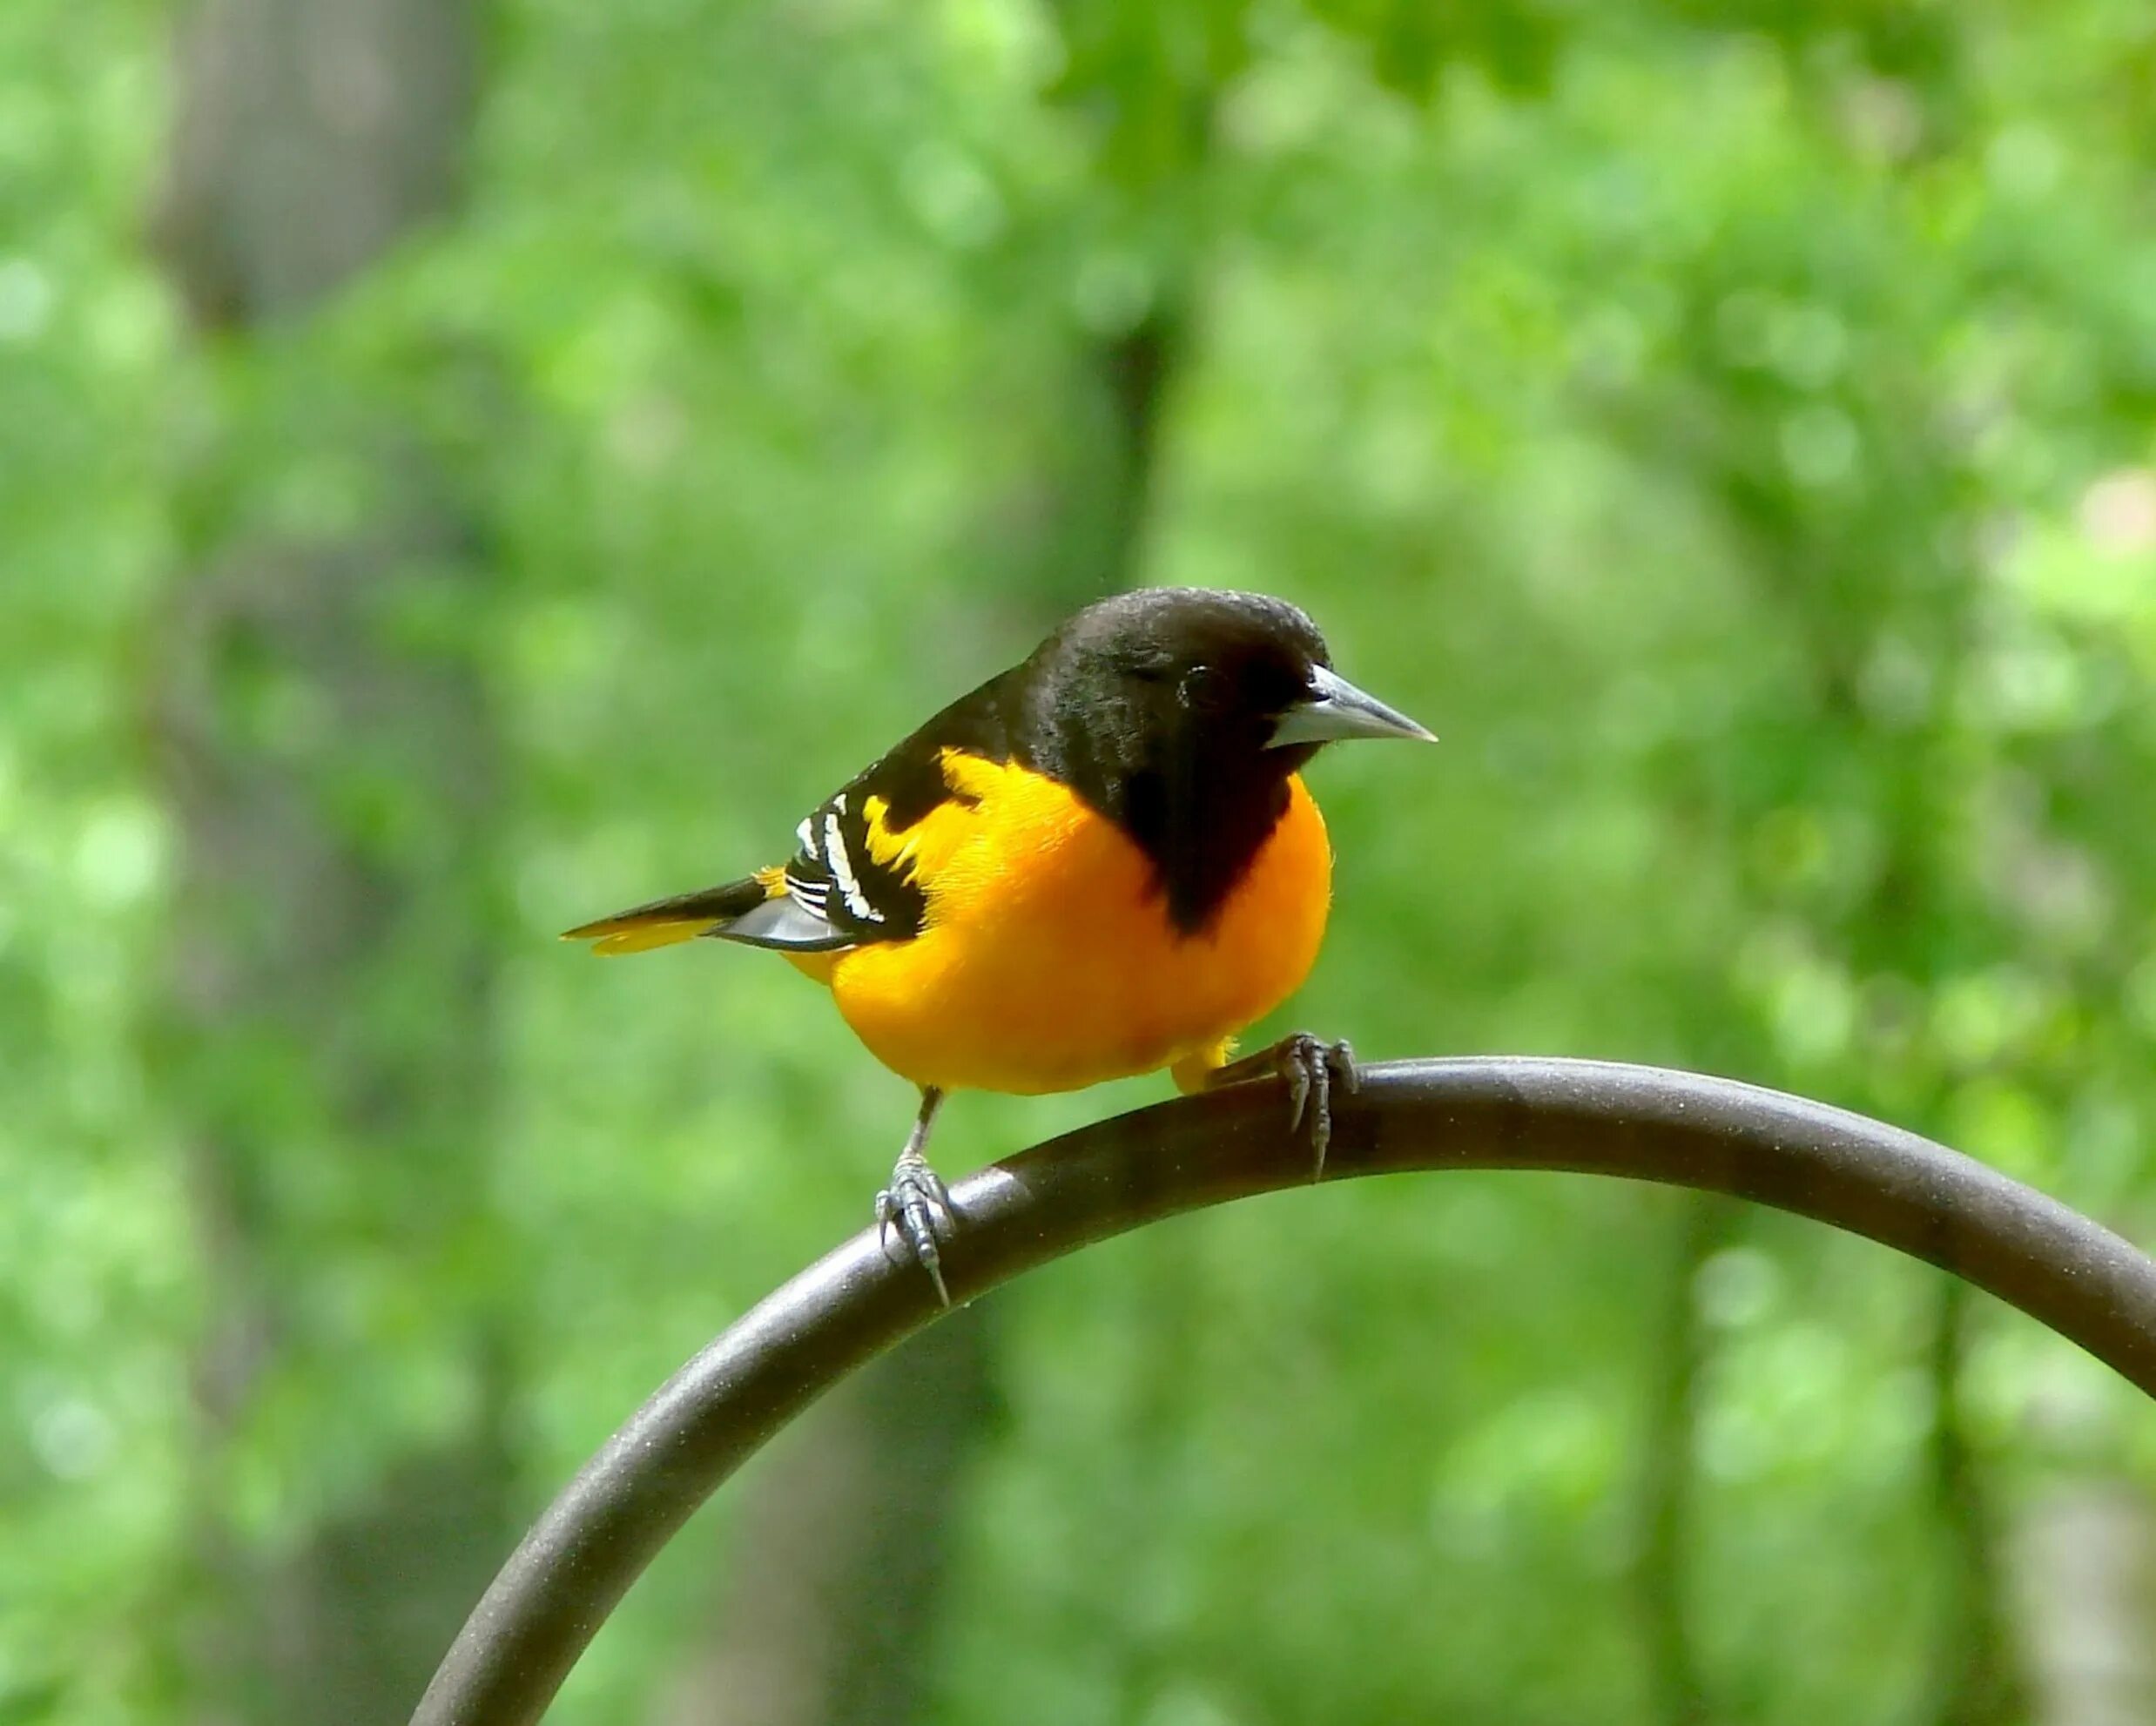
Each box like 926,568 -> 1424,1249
875,1087 -> 953,1305
1194,1034 -> 1358,1179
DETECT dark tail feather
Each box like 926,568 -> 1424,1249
561,874 -> 776,955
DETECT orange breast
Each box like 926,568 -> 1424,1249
813,753 -> 1332,1095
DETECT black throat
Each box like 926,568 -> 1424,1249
1107,741 -> 1313,935
1020,678 -> 1318,936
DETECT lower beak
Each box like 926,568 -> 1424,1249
1268,664 -> 1437,748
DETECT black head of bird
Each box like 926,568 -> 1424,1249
1014,588 -> 1433,934
1028,585 -> 1431,761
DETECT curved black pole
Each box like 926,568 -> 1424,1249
413,1056 -> 2156,1726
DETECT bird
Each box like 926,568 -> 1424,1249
563,587 -> 1434,1303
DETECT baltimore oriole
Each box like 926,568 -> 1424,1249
565,588 -> 1432,1300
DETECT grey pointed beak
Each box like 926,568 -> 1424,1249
1268,664 -> 1437,748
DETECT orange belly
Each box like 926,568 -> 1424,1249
809,757 -> 1331,1095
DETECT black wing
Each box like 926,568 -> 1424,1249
762,667 -> 1027,947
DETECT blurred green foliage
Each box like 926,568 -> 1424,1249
5,0 -> 2156,1720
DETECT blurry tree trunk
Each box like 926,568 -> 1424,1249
149,1 -> 506,1722
987,305 -> 1188,621
1927,1279 -> 2026,1726
2011,1480 -> 2156,1725
660,307 -> 1186,1726
1108,1194 -> 1203,1718
1632,1194 -> 1726,1726
656,1311 -> 997,1726
157,0 -> 477,327
1097,312 -> 1182,579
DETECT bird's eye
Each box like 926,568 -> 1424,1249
1179,664 -> 1231,710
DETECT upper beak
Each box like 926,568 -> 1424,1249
1268,664 -> 1437,748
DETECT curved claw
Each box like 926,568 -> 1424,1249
1205,1033 -> 1358,1180
1306,1044 -> 1330,1172
876,1155 -> 954,1306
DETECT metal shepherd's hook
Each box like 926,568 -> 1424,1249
413,1056 -> 2156,1726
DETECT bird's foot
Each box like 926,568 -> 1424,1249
875,1149 -> 955,1305
1207,1033 -> 1358,1178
